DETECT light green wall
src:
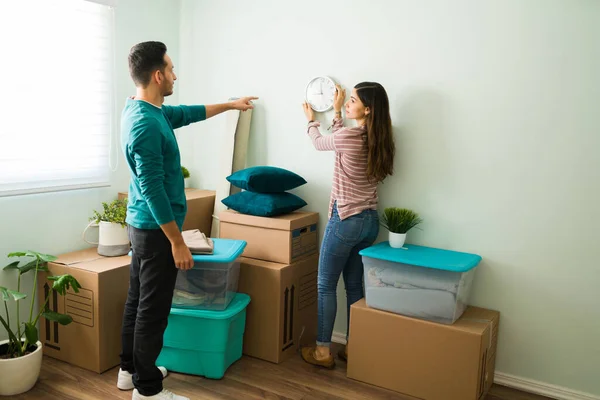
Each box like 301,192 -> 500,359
0,0 -> 181,340
177,0 -> 600,396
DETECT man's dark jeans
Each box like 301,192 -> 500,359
120,225 -> 178,396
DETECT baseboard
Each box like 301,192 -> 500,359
494,372 -> 599,400
331,330 -> 347,345
333,330 -> 597,400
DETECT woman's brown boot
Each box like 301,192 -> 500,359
301,347 -> 335,369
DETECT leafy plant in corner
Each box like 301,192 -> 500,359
381,207 -> 423,234
90,199 -> 127,227
0,251 -> 81,359
181,166 -> 190,179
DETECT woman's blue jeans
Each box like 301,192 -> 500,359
316,204 -> 379,347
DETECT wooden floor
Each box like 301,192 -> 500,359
15,344 -> 551,400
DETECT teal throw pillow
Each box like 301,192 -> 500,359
226,166 -> 306,193
222,191 -> 307,217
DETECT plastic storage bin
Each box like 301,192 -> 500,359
157,293 -> 251,379
172,238 -> 246,311
359,242 -> 481,324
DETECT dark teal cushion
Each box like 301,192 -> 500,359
221,191 -> 307,217
226,166 -> 306,193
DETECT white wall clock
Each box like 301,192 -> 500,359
305,76 -> 336,112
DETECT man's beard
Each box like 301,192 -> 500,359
162,83 -> 174,97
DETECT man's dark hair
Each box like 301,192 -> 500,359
128,41 -> 167,87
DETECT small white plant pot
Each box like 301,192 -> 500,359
184,178 -> 190,188
83,221 -> 130,257
389,232 -> 407,248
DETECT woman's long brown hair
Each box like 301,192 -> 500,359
355,82 -> 395,183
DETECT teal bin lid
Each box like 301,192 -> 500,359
358,242 -> 481,272
170,293 -> 250,319
191,238 -> 246,263
127,238 -> 246,263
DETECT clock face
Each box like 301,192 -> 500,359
305,76 -> 336,112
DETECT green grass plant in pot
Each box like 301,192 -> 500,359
83,199 -> 129,256
381,207 -> 423,248
182,166 -> 191,188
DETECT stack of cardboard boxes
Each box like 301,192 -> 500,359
37,189 -> 217,373
218,209 -> 320,363
344,242 -> 500,400
37,187 -> 319,371
36,183 -> 497,400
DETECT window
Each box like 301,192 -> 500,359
0,0 -> 116,196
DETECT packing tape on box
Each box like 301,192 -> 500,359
296,326 -> 306,353
462,318 -> 495,350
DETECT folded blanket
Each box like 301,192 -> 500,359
182,229 -> 214,254
366,257 -> 461,293
172,289 -> 225,307
368,267 -> 438,290
366,286 -> 460,324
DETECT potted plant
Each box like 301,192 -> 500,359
182,166 -> 191,188
83,199 -> 129,257
381,207 -> 423,248
0,251 -> 81,396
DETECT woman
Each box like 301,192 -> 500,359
301,82 -> 396,368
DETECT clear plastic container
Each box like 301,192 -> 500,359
173,238 -> 246,311
359,242 -> 481,324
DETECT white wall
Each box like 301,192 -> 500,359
177,0 -> 600,396
113,0 -> 182,190
0,0 -> 181,340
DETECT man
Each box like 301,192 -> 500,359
116,41 -> 257,400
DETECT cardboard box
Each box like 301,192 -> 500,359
347,299 -> 499,400
38,248 -> 130,373
118,189 -> 216,235
219,210 -> 319,264
237,254 -> 318,363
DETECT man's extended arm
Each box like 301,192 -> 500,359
162,105 -> 206,129
205,96 -> 258,118
160,96 -> 258,128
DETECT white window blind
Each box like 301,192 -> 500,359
0,0 -> 116,196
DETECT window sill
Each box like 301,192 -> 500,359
0,182 -> 112,198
